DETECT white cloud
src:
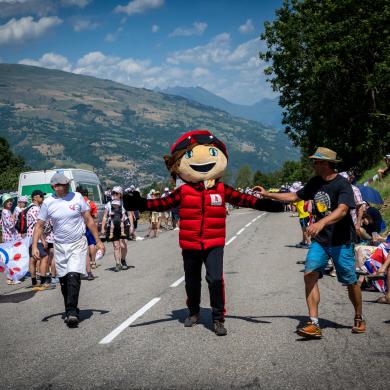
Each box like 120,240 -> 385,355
17,34 -> 273,105
104,26 -> 123,43
115,0 -> 164,16
151,24 -> 159,33
72,18 -> 99,32
169,21 -> 207,37
167,33 -> 230,65
104,33 -> 116,43
19,52 -> 71,71
192,67 -> 210,79
238,19 -> 255,34
0,16 -> 62,45
60,0 -> 92,8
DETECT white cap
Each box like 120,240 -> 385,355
112,186 -> 123,195
164,187 -> 169,191
96,249 -> 104,261
289,182 -> 303,193
18,195 -> 28,202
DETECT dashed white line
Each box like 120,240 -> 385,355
236,228 -> 245,235
226,236 -> 237,246
245,222 -> 252,227
170,276 -> 185,287
99,297 -> 161,344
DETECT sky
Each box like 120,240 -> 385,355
0,0 -> 283,105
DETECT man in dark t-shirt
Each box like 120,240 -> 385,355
254,147 -> 365,339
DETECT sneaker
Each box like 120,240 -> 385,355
184,314 -> 199,327
6,279 -> 21,285
121,259 -> 129,270
87,272 -> 95,281
114,264 -> 122,272
297,321 -> 322,339
51,277 -> 60,285
32,283 -> 51,291
66,315 -> 79,328
329,269 -> 337,277
213,321 -> 227,336
351,317 -> 366,334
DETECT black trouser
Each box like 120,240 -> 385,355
59,272 -> 81,317
182,246 -> 225,322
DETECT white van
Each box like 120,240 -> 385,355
18,169 -> 106,220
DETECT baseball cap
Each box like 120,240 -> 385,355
18,195 -> 28,202
112,186 -> 123,195
31,190 -> 46,198
50,172 -> 72,185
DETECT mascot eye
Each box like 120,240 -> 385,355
184,150 -> 193,159
209,147 -> 218,157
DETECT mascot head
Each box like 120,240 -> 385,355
164,130 -> 228,184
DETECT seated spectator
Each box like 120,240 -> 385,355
360,205 -> 385,238
377,154 -> 390,180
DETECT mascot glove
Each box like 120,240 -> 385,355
255,198 -> 285,212
123,191 -> 147,212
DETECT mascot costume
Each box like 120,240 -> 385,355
123,129 -> 283,336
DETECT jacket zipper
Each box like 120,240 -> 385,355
199,187 -> 205,250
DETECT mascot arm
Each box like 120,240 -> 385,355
123,191 -> 147,212
124,188 -> 181,212
224,184 -> 284,212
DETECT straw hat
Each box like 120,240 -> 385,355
309,147 -> 341,163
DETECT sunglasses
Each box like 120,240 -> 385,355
172,133 -> 226,154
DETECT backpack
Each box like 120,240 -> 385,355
15,204 -> 34,234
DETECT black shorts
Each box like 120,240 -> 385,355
47,243 -> 54,249
29,243 -> 47,258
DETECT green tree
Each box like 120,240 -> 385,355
253,170 -> 272,189
235,165 -> 253,189
260,0 -> 390,171
222,168 -> 233,185
0,137 -> 29,190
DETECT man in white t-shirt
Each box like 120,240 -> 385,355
32,172 -> 105,328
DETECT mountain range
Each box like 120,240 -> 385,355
160,86 -> 283,129
0,64 -> 298,187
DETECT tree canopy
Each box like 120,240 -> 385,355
0,137 -> 29,191
260,0 -> 390,172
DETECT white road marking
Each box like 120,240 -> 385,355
236,228 -> 245,235
99,297 -> 161,344
170,276 -> 185,287
245,222 -> 252,227
226,236 -> 237,246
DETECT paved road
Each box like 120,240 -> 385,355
0,210 -> 389,389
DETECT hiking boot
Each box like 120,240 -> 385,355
66,315 -> 79,328
114,264 -> 122,272
297,321 -> 322,339
87,272 -> 95,281
184,314 -> 199,327
213,321 -> 227,336
351,317 -> 366,334
121,259 -> 129,270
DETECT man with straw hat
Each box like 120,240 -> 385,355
254,147 -> 365,339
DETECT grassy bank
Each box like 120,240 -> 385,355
358,163 -> 390,229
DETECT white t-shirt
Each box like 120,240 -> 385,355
38,192 -> 90,244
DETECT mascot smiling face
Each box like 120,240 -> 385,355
165,130 -> 228,184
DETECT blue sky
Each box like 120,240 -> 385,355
0,0 -> 283,104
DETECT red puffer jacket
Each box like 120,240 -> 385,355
179,182 -> 226,250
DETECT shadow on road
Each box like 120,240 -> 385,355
130,308 -> 272,333
0,290 -> 37,304
104,266 -> 135,272
256,315 -> 350,330
41,309 -> 109,323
